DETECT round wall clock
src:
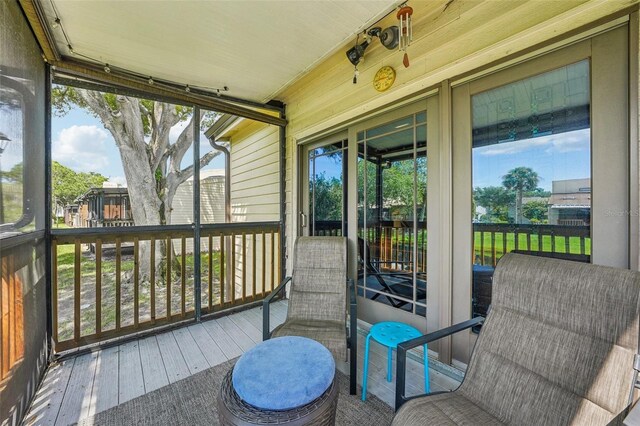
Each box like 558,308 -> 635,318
373,66 -> 396,92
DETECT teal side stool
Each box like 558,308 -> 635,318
362,321 -> 430,401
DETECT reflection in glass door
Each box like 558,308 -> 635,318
357,112 -> 427,315
471,60 -> 591,324
307,140 -> 347,236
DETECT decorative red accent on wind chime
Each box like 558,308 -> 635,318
397,5 -> 413,68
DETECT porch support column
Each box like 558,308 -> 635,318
437,80 -> 453,365
193,106 -> 202,321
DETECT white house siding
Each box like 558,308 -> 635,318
170,171 -> 226,253
227,120 -> 281,300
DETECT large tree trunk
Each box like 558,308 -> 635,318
74,90 -> 217,284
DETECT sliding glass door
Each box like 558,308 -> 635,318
301,138 -> 347,236
357,110 -> 427,315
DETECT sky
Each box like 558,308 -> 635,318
51,105 -> 225,187
473,128 -> 591,191
309,127 -> 591,192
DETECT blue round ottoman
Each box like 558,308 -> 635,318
217,336 -> 339,425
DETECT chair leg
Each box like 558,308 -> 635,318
387,346 -> 393,382
350,336 -> 357,395
362,334 -> 372,401
423,344 -> 430,394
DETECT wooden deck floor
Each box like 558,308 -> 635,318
24,301 -> 460,426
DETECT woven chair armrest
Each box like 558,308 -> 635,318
395,316 -> 485,411
263,277 -> 291,341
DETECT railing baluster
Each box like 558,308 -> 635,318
270,231 -> 275,291
252,233 -> 256,299
151,237 -> 156,324
261,231 -> 266,296
242,233 -> 247,301
538,228 -> 543,252
277,231 -> 281,284
491,232 -> 496,267
166,237 -> 172,319
502,231 -> 507,256
115,238 -> 121,332
231,233 -> 236,304
134,238 -> 139,327
565,235 -> 570,253
52,239 -> 58,344
208,234 -> 213,310
181,236 -> 186,317
0,258 -> 5,380
96,239 -> 102,336
514,230 -> 519,251
580,236 -> 586,255
526,230 -> 531,251
480,231 -> 485,265
8,256 -> 15,367
220,234 -> 225,305
74,240 -> 81,342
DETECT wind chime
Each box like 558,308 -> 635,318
397,5 -> 413,68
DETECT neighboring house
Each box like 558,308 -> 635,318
548,178 -> 591,226
62,204 -> 77,227
75,184 -> 132,228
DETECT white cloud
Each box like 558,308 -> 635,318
53,125 -> 110,172
106,175 -> 127,188
545,130 -> 590,154
476,129 -> 590,157
478,137 -> 550,156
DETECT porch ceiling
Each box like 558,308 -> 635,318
39,0 -> 399,103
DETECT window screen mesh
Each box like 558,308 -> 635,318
1,1 -> 48,424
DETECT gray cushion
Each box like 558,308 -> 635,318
393,393 -> 503,425
393,253 -> 640,425
271,319 -> 347,360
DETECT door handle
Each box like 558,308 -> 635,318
300,211 -> 307,228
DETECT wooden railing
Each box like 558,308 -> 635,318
314,221 -> 427,274
1,247 -> 25,384
473,223 -> 590,267
51,222 -> 281,352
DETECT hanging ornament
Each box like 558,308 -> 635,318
397,5 -> 413,68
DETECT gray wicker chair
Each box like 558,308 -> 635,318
393,253 -> 640,425
263,236 -> 357,395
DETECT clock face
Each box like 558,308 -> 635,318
373,66 -> 396,92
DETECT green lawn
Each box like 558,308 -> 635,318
55,243 -> 222,339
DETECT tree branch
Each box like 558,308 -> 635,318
172,150 -> 219,188
167,114 -> 196,174
75,89 -> 121,136
150,102 -> 182,171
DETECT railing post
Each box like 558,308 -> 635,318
193,105 -> 202,322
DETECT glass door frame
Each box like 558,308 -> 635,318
450,26 -> 630,364
348,97 -> 439,332
299,132 -> 348,237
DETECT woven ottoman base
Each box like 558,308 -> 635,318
217,369 -> 339,425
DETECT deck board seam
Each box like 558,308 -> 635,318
52,357 -> 77,426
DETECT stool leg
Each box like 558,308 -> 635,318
423,344 -> 430,394
387,346 -> 393,382
362,334 -> 372,401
